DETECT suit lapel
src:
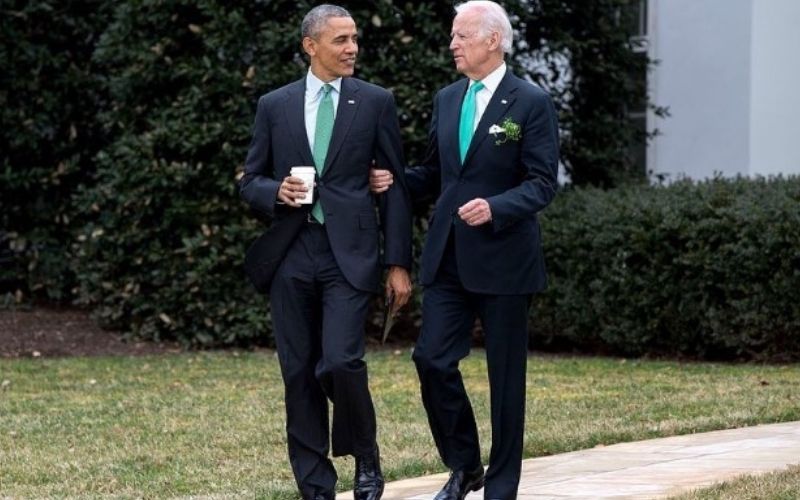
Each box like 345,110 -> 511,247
463,70 -> 518,167
322,78 -> 360,173
283,79 -> 315,166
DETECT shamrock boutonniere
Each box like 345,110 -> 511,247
488,116 -> 521,145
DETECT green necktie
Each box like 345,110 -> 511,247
311,84 -> 334,223
458,81 -> 485,163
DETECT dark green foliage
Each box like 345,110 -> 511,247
71,0 -> 287,343
68,0 -> 466,344
1,0 -> 110,300
521,0 -> 668,186
2,0 -> 679,348
345,1 -> 459,164
534,177 -> 800,361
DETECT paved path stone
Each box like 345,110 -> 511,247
340,421 -> 800,499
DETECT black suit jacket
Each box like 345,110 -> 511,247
240,77 -> 412,293
406,69 -> 559,295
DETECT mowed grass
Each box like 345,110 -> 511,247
671,464 -> 800,499
1,350 -> 799,497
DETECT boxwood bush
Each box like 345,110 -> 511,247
3,0 -> 655,308
533,176 -> 800,361
0,0 -> 110,301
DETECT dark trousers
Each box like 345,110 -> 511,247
270,223 -> 376,498
413,235 -> 530,500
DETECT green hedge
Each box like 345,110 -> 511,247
2,0 -> 654,310
6,0 -> 738,354
66,0 -> 464,344
70,0 -> 284,343
0,0 -> 110,300
533,177 -> 800,361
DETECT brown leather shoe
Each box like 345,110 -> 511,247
433,466 -> 485,500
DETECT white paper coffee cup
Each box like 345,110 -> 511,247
290,166 -> 316,205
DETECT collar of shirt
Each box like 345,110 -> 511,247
476,61 -> 507,95
306,70 -> 342,104
470,62 -> 507,130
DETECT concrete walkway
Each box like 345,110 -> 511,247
340,421 -> 800,499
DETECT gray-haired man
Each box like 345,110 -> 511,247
370,1 -> 560,498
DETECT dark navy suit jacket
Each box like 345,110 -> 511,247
240,77 -> 412,293
407,69 -> 559,295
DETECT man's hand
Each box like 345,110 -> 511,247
385,266 -> 412,314
369,168 -> 394,194
458,198 -> 492,226
277,176 -> 309,207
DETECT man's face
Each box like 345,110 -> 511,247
449,10 -> 496,80
304,16 -> 358,81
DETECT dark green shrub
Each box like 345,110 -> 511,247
1,0 -> 111,301
534,176 -> 800,361
70,0 -> 282,344
523,0 -> 669,187
69,0 -> 462,344
3,0 -> 665,347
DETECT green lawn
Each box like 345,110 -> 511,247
672,465 -> 800,499
1,350 -> 799,497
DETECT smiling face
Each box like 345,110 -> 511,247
449,8 -> 502,81
303,16 -> 358,82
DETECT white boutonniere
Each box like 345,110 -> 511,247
489,116 -> 522,145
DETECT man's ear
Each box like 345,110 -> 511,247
487,31 -> 500,52
302,37 -> 316,57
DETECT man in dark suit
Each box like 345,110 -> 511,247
370,1 -> 559,498
239,5 -> 413,499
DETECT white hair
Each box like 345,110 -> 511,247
455,1 -> 514,54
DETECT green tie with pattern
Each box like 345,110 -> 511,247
458,80 -> 484,164
311,83 -> 334,223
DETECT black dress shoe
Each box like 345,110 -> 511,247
306,492 -> 334,500
353,447 -> 384,500
433,466 -> 485,500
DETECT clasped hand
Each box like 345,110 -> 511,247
368,168 -> 492,226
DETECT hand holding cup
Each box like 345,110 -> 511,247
278,167 -> 316,207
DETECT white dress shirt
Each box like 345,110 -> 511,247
305,70 -> 342,150
468,62 -> 507,132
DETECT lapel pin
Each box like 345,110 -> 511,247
501,99 -> 508,104
348,99 -> 355,104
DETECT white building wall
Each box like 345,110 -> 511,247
749,0 -> 800,177
649,0 -> 753,181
